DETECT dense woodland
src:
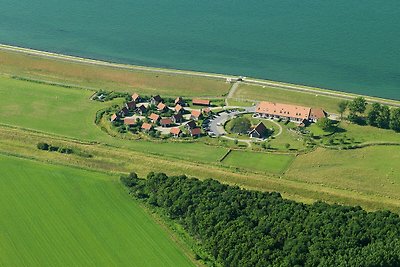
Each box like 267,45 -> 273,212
122,172 -> 400,267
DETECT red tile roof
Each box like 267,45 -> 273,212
131,93 -> 140,101
190,127 -> 202,136
175,97 -> 184,105
192,99 -> 210,106
123,117 -> 136,125
110,114 -> 118,122
175,104 -> 184,112
157,102 -> 166,110
256,101 -> 311,120
160,118 -> 173,126
309,108 -> 327,120
170,127 -> 181,135
149,113 -> 160,121
191,109 -> 202,118
141,123 -> 152,130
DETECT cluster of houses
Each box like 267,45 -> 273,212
110,93 -> 212,138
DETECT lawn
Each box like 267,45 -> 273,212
222,150 -> 295,174
0,50 -> 230,97
285,146 -> 400,202
233,84 -> 342,113
0,155 -> 194,267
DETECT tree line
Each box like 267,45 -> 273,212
337,97 -> 400,131
121,172 -> 400,267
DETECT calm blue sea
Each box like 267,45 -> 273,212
0,0 -> 399,99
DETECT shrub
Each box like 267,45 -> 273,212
37,142 -> 50,150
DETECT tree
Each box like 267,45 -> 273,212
349,97 -> 367,114
376,105 -> 390,129
229,117 -> 251,134
390,108 -> 400,132
284,143 -> 290,149
337,101 -> 348,119
317,117 -> 334,131
367,103 -> 381,126
37,142 -> 50,150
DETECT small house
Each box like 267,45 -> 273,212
120,107 -> 129,116
175,104 -> 185,114
171,113 -> 183,124
136,105 -> 147,115
249,122 -> 269,139
131,93 -> 141,102
309,108 -> 327,123
126,101 -> 137,110
110,114 -> 119,122
157,102 -> 168,112
150,95 -> 163,105
141,123 -> 153,132
186,120 -> 197,130
170,127 -> 182,138
149,113 -> 160,123
192,98 -> 210,106
191,109 -> 202,121
190,127 -> 202,137
123,117 -> 136,126
175,97 -> 185,106
160,118 -> 173,127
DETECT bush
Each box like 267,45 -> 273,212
37,142 -> 50,150
229,117 -> 251,134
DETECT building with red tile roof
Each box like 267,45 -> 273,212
192,98 -> 210,106
149,113 -> 160,123
256,101 -> 311,123
141,123 -> 153,131
170,127 -> 182,137
191,109 -> 202,120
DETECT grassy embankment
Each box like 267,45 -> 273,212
0,49 -> 400,213
0,154 -> 194,267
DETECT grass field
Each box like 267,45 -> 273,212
233,83 -> 342,113
222,150 -> 295,174
0,155 -> 194,267
0,50 -> 230,97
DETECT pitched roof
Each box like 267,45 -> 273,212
203,107 -> 211,114
192,98 -> 210,106
121,107 -> 129,115
110,114 -> 118,122
157,102 -> 167,110
131,93 -> 140,101
141,123 -> 152,130
152,95 -> 163,102
256,101 -> 311,120
250,122 -> 268,137
149,113 -> 160,121
160,118 -> 173,125
170,127 -> 181,135
137,105 -> 147,112
126,101 -> 136,109
190,127 -> 202,136
175,97 -> 184,105
123,117 -> 136,125
172,113 -> 183,121
175,104 -> 184,112
309,108 -> 327,120
191,109 -> 202,118
186,120 -> 197,129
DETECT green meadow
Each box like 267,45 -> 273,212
0,155 -> 193,267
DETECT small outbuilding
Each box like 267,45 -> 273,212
249,122 -> 269,139
192,98 -> 210,106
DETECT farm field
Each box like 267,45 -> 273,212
0,50 -> 230,97
0,154 -> 194,267
222,150 -> 294,174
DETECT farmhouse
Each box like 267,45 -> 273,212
141,123 -> 153,132
192,98 -> 210,106
160,118 -> 173,127
123,117 -> 136,126
131,93 -> 141,102
157,102 -> 167,111
151,95 -> 163,105
149,113 -> 160,123
256,101 -> 326,123
175,104 -> 185,114
190,127 -> 202,137
191,110 -> 202,120
249,122 -> 269,139
136,105 -> 147,115
171,113 -> 183,124
126,101 -> 136,110
170,127 -> 182,138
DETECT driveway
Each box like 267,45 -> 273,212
208,106 -> 255,136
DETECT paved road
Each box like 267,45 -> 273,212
225,81 -> 241,106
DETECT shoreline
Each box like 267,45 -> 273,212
0,43 -> 399,107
